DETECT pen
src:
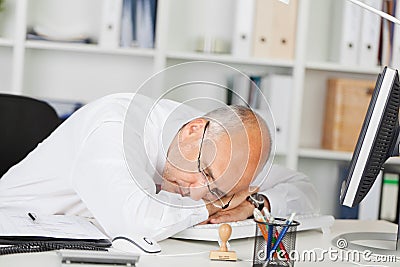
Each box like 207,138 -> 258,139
266,213 -> 296,263
266,217 -> 273,256
253,209 -> 270,242
262,208 -> 274,254
262,207 -> 289,260
28,212 -> 36,222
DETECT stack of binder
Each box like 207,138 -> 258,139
392,1 -> 400,69
328,0 -> 400,69
358,0 -> 383,67
231,0 -> 256,58
99,0 -> 157,49
229,74 -> 292,154
322,78 -> 376,152
252,0 -> 297,60
231,0 -> 297,60
382,0 -> 400,68
329,1 -> 363,66
232,0 -> 390,67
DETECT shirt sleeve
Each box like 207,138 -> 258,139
69,121 -> 208,242
251,164 -> 320,217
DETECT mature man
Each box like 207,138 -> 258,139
0,93 -> 318,241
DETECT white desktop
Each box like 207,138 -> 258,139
0,219 -> 399,267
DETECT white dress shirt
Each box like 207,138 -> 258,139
0,93 -> 319,241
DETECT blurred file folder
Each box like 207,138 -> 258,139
330,1 -> 362,65
252,0 -> 297,60
230,75 -> 262,109
136,0 -> 157,48
248,76 -> 261,109
391,1 -> 400,69
259,74 -> 292,154
379,0 -> 395,66
231,0 -> 256,58
230,73 -> 292,154
99,0 -> 123,48
380,170 -> 399,222
322,78 -> 375,152
120,0 -> 136,47
44,99 -> 83,121
357,0 -> 382,67
231,74 -> 251,106
120,0 -> 157,48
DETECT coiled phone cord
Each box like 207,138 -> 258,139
0,241 -> 107,255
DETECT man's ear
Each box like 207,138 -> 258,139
179,118 -> 208,141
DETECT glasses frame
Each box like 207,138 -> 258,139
197,121 -> 234,210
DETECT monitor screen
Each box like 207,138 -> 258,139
340,67 -> 400,208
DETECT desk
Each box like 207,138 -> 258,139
0,220 -> 398,267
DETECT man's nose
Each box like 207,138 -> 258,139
189,180 -> 209,201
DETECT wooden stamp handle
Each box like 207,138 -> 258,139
219,224 -> 232,252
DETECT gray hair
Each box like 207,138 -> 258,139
201,105 -> 273,179
202,105 -> 269,140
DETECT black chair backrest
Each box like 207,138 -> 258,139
0,94 -> 60,177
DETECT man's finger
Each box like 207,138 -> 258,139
209,212 -> 235,224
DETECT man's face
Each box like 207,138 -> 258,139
162,119 -> 261,203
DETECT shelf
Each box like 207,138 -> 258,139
298,148 -> 400,165
305,61 -> 382,75
24,41 -> 156,57
298,148 -> 353,161
166,51 -> 295,68
0,38 -> 14,47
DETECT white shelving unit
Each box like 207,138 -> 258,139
166,51 -> 295,68
305,61 -> 382,74
0,38 -> 13,46
0,0 -> 396,215
24,40 -> 156,57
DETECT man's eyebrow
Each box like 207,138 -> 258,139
205,167 -> 228,196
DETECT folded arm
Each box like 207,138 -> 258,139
70,121 -> 208,242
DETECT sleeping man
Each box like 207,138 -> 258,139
0,93 -> 318,241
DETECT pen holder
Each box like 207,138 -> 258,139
252,218 -> 300,267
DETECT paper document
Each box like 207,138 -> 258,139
0,211 -> 108,240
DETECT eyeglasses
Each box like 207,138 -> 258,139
197,121 -> 234,210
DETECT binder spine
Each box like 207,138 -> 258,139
99,0 -> 123,48
231,0 -> 256,57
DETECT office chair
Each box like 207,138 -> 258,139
0,94 -> 60,178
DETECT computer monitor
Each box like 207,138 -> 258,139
340,67 -> 400,207
337,66 -> 400,254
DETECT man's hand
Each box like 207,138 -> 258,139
223,186 -> 259,211
203,186 -> 262,224
205,200 -> 255,224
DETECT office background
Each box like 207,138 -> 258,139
0,0 -> 398,220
